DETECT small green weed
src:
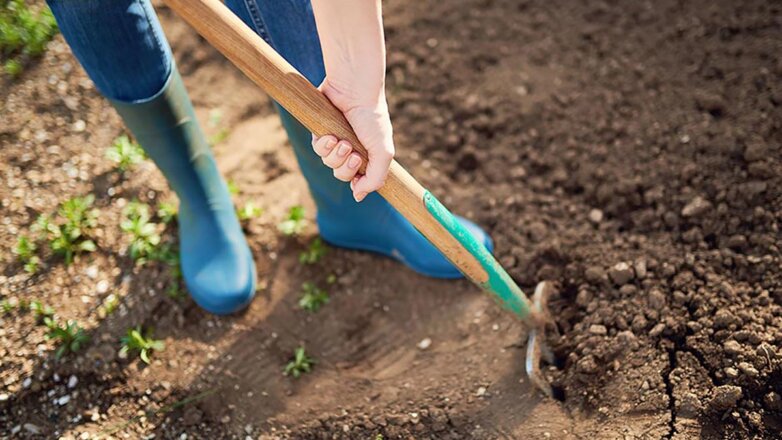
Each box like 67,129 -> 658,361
121,201 -> 161,262
44,195 -> 99,265
106,135 -> 146,172
284,346 -> 314,378
4,58 -> 21,76
99,293 -> 120,318
46,319 -> 90,359
30,300 -> 54,323
13,235 -> 40,274
299,237 -> 327,264
298,282 -> 329,312
1,300 -> 12,313
277,205 -> 306,236
156,200 -> 178,224
226,179 -> 240,196
207,109 -> 230,146
237,201 -> 263,221
120,326 -> 165,364
0,0 -> 58,76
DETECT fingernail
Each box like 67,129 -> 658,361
337,143 -> 350,157
354,191 -> 368,202
325,139 -> 337,150
348,155 -> 361,169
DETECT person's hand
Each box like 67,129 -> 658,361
310,78 -> 395,203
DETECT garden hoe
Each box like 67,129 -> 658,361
163,0 -> 558,397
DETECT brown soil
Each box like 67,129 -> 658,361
1,0 -> 781,438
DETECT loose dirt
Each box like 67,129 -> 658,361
1,0 -> 780,438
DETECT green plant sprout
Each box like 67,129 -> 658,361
105,135 -> 146,172
46,319 -> 90,359
237,201 -> 263,221
4,59 -> 21,76
30,300 -> 54,323
121,201 -> 161,262
284,346 -> 315,378
156,200 -> 178,224
299,237 -> 327,264
326,273 -> 337,285
47,195 -> 99,265
1,299 -> 15,313
207,109 -> 230,146
277,205 -> 307,236
99,293 -> 120,317
0,0 -> 58,77
226,179 -> 240,196
120,326 -> 165,364
32,213 -> 53,240
14,235 -> 40,274
298,282 -> 329,312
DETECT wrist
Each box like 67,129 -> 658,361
321,76 -> 387,114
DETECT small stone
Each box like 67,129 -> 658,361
724,367 -> 739,379
619,284 -> 637,296
633,259 -> 647,279
723,340 -> 742,356
608,262 -> 634,285
763,392 -> 782,411
67,375 -> 78,388
681,196 -> 712,218
726,235 -> 747,249
96,280 -> 110,294
476,386 -> 487,397
737,362 -> 759,377
24,423 -> 41,434
678,392 -> 702,418
0,393 -> 8,401
85,265 -> 99,279
528,221 -> 547,242
72,120 -> 87,132
649,323 -> 666,338
576,355 -> 598,374
589,324 -> 607,335
417,338 -> 432,350
743,140 -> 767,162
575,290 -> 593,307
584,266 -> 604,283
713,310 -> 737,329
709,385 -> 743,412
57,395 -> 71,406
648,289 -> 666,310
22,378 -> 32,388
588,209 -> 603,224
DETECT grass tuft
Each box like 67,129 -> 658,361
284,346 -> 314,378
0,0 -> 58,76
277,205 -> 306,236
120,326 -> 165,364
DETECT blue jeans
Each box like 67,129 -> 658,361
47,0 -> 325,102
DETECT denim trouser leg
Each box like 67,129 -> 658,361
47,0 -> 173,102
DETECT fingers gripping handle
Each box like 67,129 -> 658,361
163,0 -> 536,321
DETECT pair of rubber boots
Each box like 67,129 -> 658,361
113,67 -> 492,314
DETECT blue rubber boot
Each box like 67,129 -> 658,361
111,68 -> 256,314
278,106 -> 493,278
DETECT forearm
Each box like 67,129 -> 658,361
311,0 -> 386,108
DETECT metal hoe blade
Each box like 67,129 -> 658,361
525,281 -> 556,397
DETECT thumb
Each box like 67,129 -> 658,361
351,147 -> 393,202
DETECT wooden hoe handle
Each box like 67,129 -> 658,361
163,0 -> 539,322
